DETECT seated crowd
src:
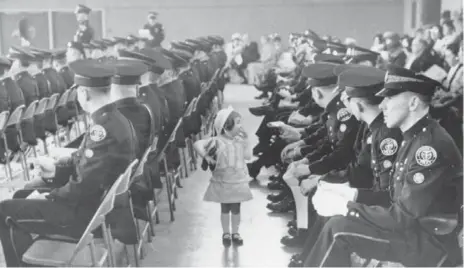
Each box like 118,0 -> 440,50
245,10 -> 463,267
0,5 -> 228,266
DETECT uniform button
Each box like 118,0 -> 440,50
349,211 -> 355,216
330,127 -> 333,130
422,128 -> 426,132
400,167 -> 404,171
328,115 -> 331,119
355,213 -> 360,217
372,160 -> 376,164
396,176 -> 400,180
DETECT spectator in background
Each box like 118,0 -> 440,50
401,35 -> 413,53
379,31 -> 406,68
238,40 -> 260,83
432,40 -> 463,113
441,10 -> 452,24
434,20 -> 456,57
370,33 -> 384,52
247,35 -> 276,85
405,37 -> 442,73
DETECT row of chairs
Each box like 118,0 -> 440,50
14,67 -> 225,267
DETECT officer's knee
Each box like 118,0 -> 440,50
323,215 -> 350,235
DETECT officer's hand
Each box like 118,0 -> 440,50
300,175 -> 319,195
318,181 -> 358,201
27,190 -> 49,200
280,126 -> 302,142
204,156 -> 216,165
33,156 -> 57,179
293,163 -> 311,178
281,142 -> 300,161
312,188 -> 349,217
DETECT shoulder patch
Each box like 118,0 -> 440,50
415,146 -> 437,167
337,108 -> 352,122
380,138 -> 398,156
339,124 -> 347,132
89,124 -> 107,142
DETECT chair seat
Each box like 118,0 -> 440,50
22,239 -> 107,267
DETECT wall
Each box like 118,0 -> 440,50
0,0 -> 404,48
441,0 -> 463,13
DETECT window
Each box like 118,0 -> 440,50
411,0 -> 417,29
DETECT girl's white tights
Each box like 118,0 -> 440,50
221,213 -> 241,234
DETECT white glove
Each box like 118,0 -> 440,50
32,156 -> 57,179
318,181 -> 358,201
312,188 -> 350,217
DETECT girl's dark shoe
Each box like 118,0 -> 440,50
223,233 -> 232,247
232,233 -> 244,246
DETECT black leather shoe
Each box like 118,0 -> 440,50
267,180 -> 285,191
254,92 -> 269,100
288,258 -> 303,267
223,233 -> 232,247
280,235 -> 305,247
288,226 -> 297,237
247,162 -> 261,179
249,105 -> 273,116
287,219 -> 296,228
290,254 -> 301,262
266,190 -> 287,202
266,197 -> 295,213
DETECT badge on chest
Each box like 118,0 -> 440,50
89,125 -> 107,142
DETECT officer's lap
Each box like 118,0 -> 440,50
324,215 -> 407,263
0,199 -> 87,238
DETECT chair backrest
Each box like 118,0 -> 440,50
22,100 -> 38,120
184,97 -> 197,117
149,135 -> 159,153
46,93 -> 60,111
67,161 -> 136,264
0,111 -> 10,132
66,88 -> 77,103
6,105 -> 25,127
57,89 -> 70,108
133,147 -> 150,179
115,159 -> 139,195
142,103 -> 156,146
168,118 -> 183,144
35,97 -> 49,116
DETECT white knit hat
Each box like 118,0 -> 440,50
213,105 -> 234,135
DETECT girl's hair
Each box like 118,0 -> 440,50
221,111 -> 241,134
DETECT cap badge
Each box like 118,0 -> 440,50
89,124 -> 107,142
337,108 -> 352,122
383,160 -> 392,169
84,149 -> 94,158
413,172 -> 425,184
415,146 -> 437,167
339,124 -> 347,132
380,138 -> 398,156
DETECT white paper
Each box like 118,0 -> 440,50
422,65 -> 448,82
267,121 -> 286,128
27,190 -> 46,200
234,54 -> 243,65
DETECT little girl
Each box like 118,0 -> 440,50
194,106 -> 253,247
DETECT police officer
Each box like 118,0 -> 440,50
344,45 -> 380,67
289,65 -> 402,267
27,49 -> 52,99
143,11 -> 165,48
8,46 -> 40,107
74,4 -> 94,44
53,49 -> 75,89
109,59 -> 150,159
304,65 -> 463,267
0,57 -> 12,112
0,59 -> 137,267
35,48 -> 67,96
117,48 -> 171,136
67,41 -> 86,62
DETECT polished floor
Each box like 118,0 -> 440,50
140,84 -> 298,267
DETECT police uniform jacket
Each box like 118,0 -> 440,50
322,114 -> 403,204
48,103 -> 137,213
33,72 -> 52,99
74,25 -> 94,44
178,66 -> 202,103
347,115 -> 463,231
14,71 -> 39,107
157,70 -> 186,124
139,83 -> 168,134
43,67 -> 67,95
115,97 -> 152,160
0,79 -> 11,112
59,66 -> 75,89
2,77 -> 25,112
302,94 -> 359,175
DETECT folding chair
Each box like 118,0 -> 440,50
56,89 -> 72,143
20,100 -> 39,158
43,93 -> 60,147
2,105 -> 26,183
157,119 -> 183,222
21,161 -> 134,267
34,97 -> 50,155
0,111 -> 10,184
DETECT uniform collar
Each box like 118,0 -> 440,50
368,113 -> 384,130
325,93 -> 341,113
403,114 -> 432,140
115,97 -> 138,107
91,102 -> 115,123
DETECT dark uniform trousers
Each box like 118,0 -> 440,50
0,103 -> 137,266
305,116 -> 463,267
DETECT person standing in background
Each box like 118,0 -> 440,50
143,12 -> 165,48
74,4 -> 94,44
